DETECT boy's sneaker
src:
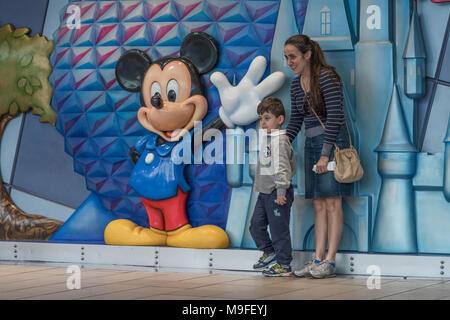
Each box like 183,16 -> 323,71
253,252 -> 276,269
310,260 -> 336,279
293,259 -> 318,278
262,263 -> 292,277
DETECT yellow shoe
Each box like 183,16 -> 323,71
104,219 -> 167,246
166,224 -> 229,249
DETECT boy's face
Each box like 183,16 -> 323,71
259,111 -> 284,133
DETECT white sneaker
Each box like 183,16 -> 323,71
310,260 -> 336,279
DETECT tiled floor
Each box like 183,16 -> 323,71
1,263 -> 450,300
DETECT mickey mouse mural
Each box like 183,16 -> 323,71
105,32 -> 285,248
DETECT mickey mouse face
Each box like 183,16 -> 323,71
115,32 -> 219,142
138,59 -> 207,141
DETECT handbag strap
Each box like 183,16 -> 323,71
309,104 -> 353,149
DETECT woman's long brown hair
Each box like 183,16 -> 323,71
285,35 -> 341,116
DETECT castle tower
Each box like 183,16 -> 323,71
403,0 -> 427,99
372,84 -> 418,253
354,0 -> 394,210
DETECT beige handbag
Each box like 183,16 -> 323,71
311,108 -> 364,183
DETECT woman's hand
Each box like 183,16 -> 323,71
315,156 -> 329,174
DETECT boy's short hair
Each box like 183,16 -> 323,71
257,97 -> 285,118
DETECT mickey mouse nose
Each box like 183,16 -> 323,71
151,92 -> 162,109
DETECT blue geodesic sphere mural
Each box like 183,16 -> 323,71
50,0 -> 280,229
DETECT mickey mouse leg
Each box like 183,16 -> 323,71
163,188 -> 229,249
104,218 -> 167,246
104,197 -> 168,246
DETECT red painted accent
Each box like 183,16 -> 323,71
64,114 -> 83,135
208,2 -> 239,20
56,92 -> 72,111
123,23 -> 145,43
114,93 -> 133,110
123,117 -> 137,133
72,25 -> 91,44
74,71 -> 94,90
431,0 -> 450,3
96,24 -> 117,44
111,160 -> 126,175
54,71 -> 69,89
179,1 -> 202,19
83,93 -> 103,112
154,23 -> 177,43
148,1 -> 170,19
80,2 -> 96,18
56,27 -> 70,44
122,2 -> 141,19
54,48 -> 70,66
191,23 -> 212,33
72,140 -> 87,157
97,2 -> 116,20
72,48 -> 92,67
222,25 -> 246,43
246,3 -> 277,20
105,78 -> 117,89
97,47 -> 119,67
95,179 -> 108,191
92,114 -> 112,134
100,138 -> 118,155
141,187 -> 190,231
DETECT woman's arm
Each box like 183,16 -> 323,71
286,81 -> 305,142
320,70 -> 345,158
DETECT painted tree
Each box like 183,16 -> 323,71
0,24 -> 62,240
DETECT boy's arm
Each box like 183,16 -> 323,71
274,137 -> 294,197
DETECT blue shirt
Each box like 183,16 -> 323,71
128,133 -> 191,200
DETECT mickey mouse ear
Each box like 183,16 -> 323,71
115,49 -> 152,92
180,32 -> 219,74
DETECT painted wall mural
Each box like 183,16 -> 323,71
0,0 -> 449,256
0,24 -> 62,240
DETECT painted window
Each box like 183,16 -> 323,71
320,6 -> 331,35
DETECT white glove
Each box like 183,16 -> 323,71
210,56 -> 285,128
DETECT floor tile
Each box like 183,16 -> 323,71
22,283 -> 142,300
263,284 -> 358,300
171,283 -> 298,299
80,286 -> 179,300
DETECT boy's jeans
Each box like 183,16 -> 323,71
249,185 -> 294,266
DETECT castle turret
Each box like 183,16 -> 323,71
354,0 -> 394,216
372,84 -> 418,253
444,117 -> 450,202
403,0 -> 426,99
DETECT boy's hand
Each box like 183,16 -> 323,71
276,195 -> 287,205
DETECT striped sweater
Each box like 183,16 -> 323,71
286,68 -> 345,157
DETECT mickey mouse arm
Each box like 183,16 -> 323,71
210,56 -> 285,129
130,147 -> 140,164
210,56 -> 285,188
202,115 -> 226,133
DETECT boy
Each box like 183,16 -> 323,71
250,97 -> 296,277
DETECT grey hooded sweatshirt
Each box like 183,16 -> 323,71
254,130 -> 296,196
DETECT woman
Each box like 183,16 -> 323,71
284,34 -> 351,278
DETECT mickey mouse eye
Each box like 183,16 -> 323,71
150,81 -> 161,97
166,79 -> 179,102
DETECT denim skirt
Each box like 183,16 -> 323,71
304,126 -> 353,199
